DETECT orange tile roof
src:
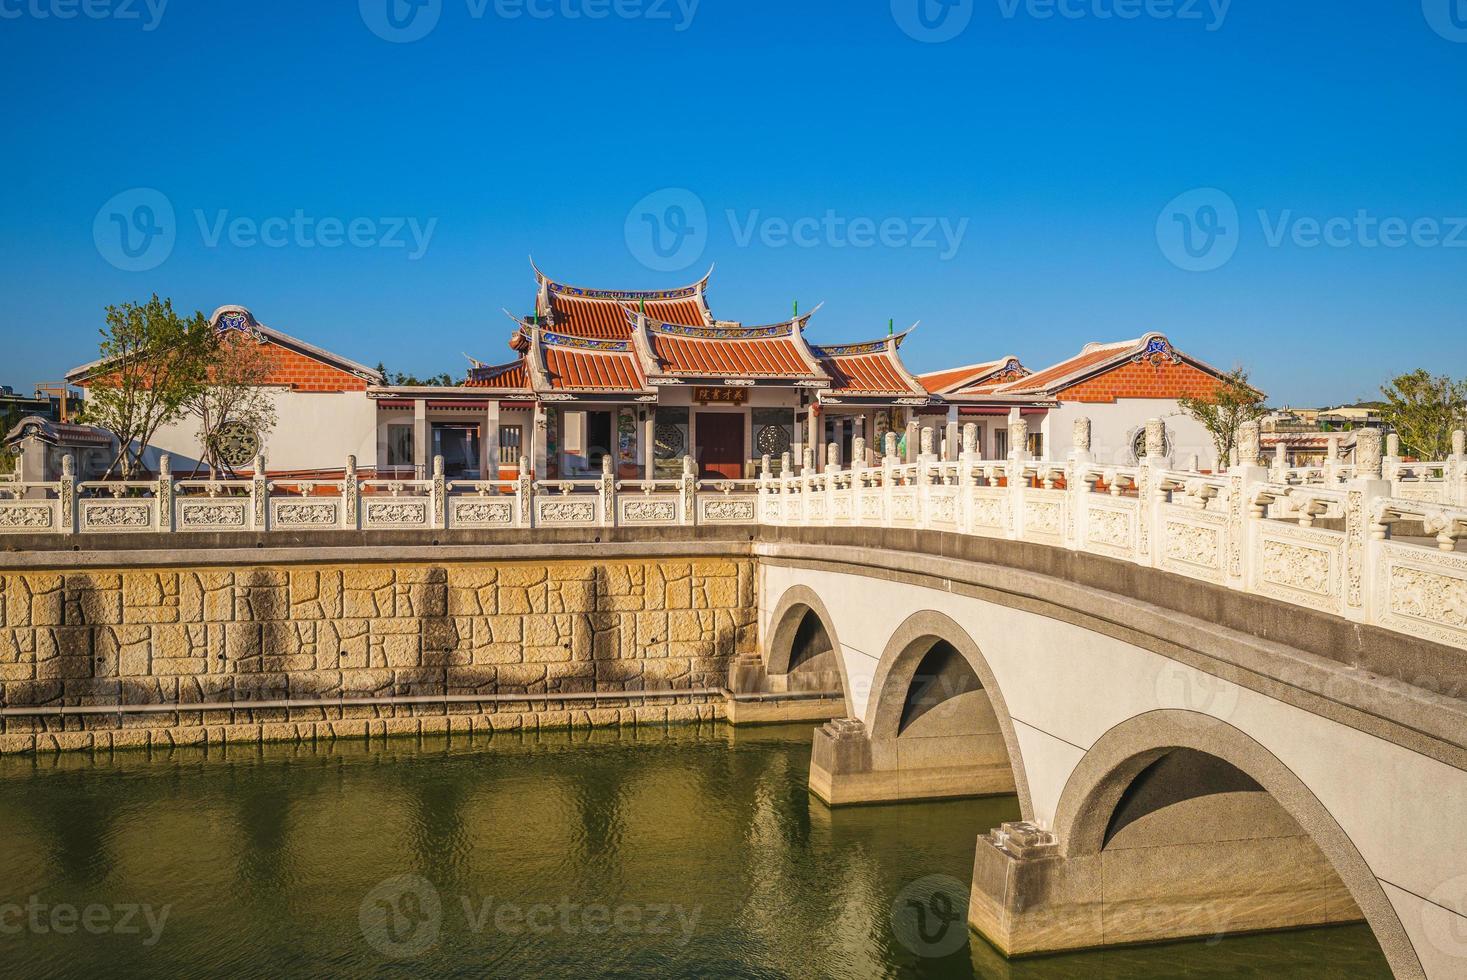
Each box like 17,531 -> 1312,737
464,359 -> 530,389
540,334 -> 648,392
917,360 -> 1006,395
646,323 -> 818,379
994,340 -> 1138,394
813,342 -> 927,396
549,295 -> 706,339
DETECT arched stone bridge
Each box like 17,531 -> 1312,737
749,526 -> 1467,980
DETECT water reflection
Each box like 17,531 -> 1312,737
0,725 -> 1390,979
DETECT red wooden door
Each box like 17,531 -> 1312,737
696,413 -> 745,480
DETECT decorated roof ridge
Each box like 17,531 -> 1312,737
466,357 -> 531,382
526,323 -> 652,394
992,331 -> 1228,396
627,306 -> 822,341
538,329 -> 634,353
529,257 -> 714,301
810,323 -> 919,358
66,304 -> 385,385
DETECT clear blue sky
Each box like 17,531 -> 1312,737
2,0 -> 1464,405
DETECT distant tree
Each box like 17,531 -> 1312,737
1380,369 -> 1467,461
184,329 -> 279,475
80,295 -> 214,479
1178,366 -> 1268,468
377,362 -> 455,387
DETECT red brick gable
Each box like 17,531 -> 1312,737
258,340 -> 368,391
1055,358 -> 1222,403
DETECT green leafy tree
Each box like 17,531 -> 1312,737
1380,369 -> 1467,461
376,362 -> 455,387
1178,366 -> 1268,468
80,295 -> 215,479
184,329 -> 279,475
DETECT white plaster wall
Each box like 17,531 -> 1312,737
760,562 -> 1467,975
123,389 -> 378,473
1042,399 -> 1218,468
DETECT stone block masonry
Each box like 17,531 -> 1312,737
0,557 -> 756,754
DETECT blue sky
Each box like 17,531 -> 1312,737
1,0 -> 1464,405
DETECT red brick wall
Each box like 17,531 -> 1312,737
259,342 -> 368,391
1056,359 -> 1221,404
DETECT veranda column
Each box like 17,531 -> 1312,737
412,398 -> 428,479
642,411 -> 656,481
532,404 -> 549,479
483,400 -> 501,480
807,404 -> 821,472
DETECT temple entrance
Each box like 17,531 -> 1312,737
696,412 -> 745,480
431,423 -> 481,479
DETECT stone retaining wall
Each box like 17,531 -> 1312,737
0,557 -> 754,753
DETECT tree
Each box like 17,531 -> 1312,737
79,295 -> 214,479
184,328 -> 279,475
1178,366 -> 1267,469
1380,369 -> 1467,461
376,362 -> 455,387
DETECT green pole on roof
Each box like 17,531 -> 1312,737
889,318 -> 894,336
640,298 -> 646,315
793,299 -> 799,318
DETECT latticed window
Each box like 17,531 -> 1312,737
499,426 -> 523,465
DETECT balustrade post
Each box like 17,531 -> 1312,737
1006,416 -> 1028,540
431,454 -> 447,530
343,455 -> 360,529
1228,421 -> 1268,591
1134,420 -> 1169,567
157,453 -> 174,532
944,421 -> 959,462
960,422 -> 981,535
1324,436 -> 1342,484
904,421 -> 919,465
58,453 -> 76,535
1067,417 -> 1093,552
517,456 -> 533,528
1270,442 -> 1288,482
802,447 -> 815,476
600,454 -> 616,527
851,437 -> 866,523
251,454 -> 268,532
825,442 -> 840,524
882,440 -> 896,521
681,455 -> 697,525
1347,428 -> 1390,625
1451,430 -> 1467,506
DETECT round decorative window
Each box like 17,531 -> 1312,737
756,424 -> 791,457
215,421 -> 261,469
1131,425 -> 1171,463
654,423 -> 685,461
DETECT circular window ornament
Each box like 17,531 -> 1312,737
654,423 -> 685,461
215,421 -> 260,469
756,424 -> 791,458
1131,425 -> 1171,464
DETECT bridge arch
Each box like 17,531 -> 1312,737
1047,709 -> 1421,978
763,584 -> 851,708
865,609 -> 1032,814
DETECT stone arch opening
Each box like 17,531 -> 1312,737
1029,711 -> 1421,977
853,611 -> 1030,811
762,586 -> 848,700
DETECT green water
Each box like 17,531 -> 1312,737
0,724 -> 1390,979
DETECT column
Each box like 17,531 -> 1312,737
412,398 -> 428,479
642,410 -> 656,481
484,400 -> 501,480
807,404 -> 822,472
532,403 -> 548,479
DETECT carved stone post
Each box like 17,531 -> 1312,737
343,455 -> 359,529
517,455 -> 533,527
944,420 -> 959,462
1141,418 -> 1164,463
850,436 -> 866,520
1072,417 -> 1091,460
1228,421 -> 1267,591
1324,435 -> 1342,484
600,454 -> 615,527
884,432 -> 898,460
251,454 -> 268,532
1451,430 -> 1467,506
1237,421 -> 1261,468
1006,417 -> 1028,539
827,441 -> 841,471
58,453 -> 76,535
962,423 -> 979,458
1185,453 -> 1200,473
1383,432 -> 1402,486
780,451 -> 791,480
802,447 -> 816,476
681,455 -> 697,525
1346,427 -> 1390,624
157,453 -> 174,532
759,453 -> 772,481
431,454 -> 447,530
904,421 -> 920,464
851,436 -> 866,471
1008,417 -> 1029,463
1271,442 -> 1288,482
